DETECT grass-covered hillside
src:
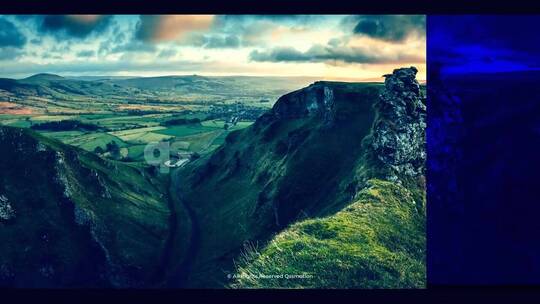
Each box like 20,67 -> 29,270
0,126 -> 188,287
173,67 -> 425,288
174,82 -> 390,287
230,179 -> 426,288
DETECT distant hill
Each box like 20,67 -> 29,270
65,76 -> 138,81
0,74 -> 317,107
0,74 -> 133,100
21,73 -> 65,83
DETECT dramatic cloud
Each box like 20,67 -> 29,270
351,15 -> 425,42
39,15 -> 113,39
0,18 -> 26,48
0,15 -> 425,80
135,15 -> 214,42
250,44 -> 424,64
0,18 -> 26,60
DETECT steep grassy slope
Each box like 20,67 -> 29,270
227,68 -> 426,289
0,126 -> 185,287
174,82 -> 386,287
230,179 -> 425,288
172,67 -> 425,288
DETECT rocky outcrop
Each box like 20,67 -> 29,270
371,67 -> 426,181
271,81 -> 336,127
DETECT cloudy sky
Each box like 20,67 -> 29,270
0,15 -> 425,81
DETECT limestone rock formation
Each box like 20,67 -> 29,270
371,67 -> 426,181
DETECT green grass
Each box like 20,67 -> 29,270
30,115 -> 78,122
127,144 -> 148,161
174,130 -> 224,153
0,115 -> 33,128
109,126 -> 173,144
39,130 -> 86,141
65,132 -> 128,151
200,120 -> 253,130
230,179 -> 426,289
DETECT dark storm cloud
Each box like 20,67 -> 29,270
250,44 -> 423,64
39,15 -> 113,39
351,15 -> 425,42
0,18 -> 27,48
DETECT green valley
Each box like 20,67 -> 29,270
0,68 -> 426,288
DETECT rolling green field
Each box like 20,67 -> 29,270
0,74 -> 285,164
0,113 -> 255,162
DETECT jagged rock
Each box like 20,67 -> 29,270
371,67 -> 426,180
